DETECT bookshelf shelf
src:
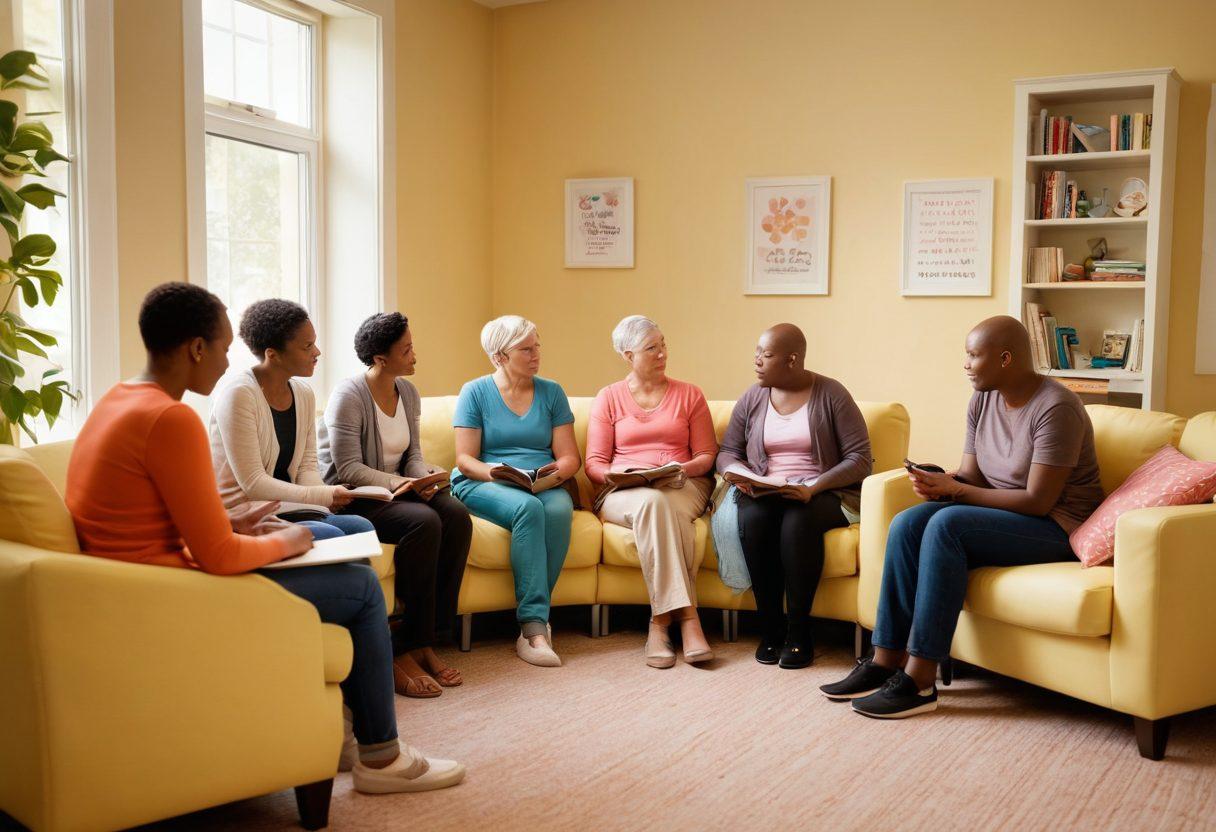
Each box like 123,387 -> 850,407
1010,68 -> 1180,411
1027,149 -> 1151,171
1024,216 -> 1147,228
1023,281 -> 1145,290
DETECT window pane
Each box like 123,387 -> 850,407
202,0 -> 312,128
204,135 -> 306,372
16,0 -> 78,442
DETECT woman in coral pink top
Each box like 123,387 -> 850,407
586,316 -> 718,668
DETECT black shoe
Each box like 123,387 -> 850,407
778,640 -> 813,669
851,670 -> 938,719
818,657 -> 899,700
754,640 -> 781,665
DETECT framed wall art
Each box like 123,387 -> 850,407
565,177 -> 634,268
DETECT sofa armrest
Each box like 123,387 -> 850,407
1110,503 -> 1216,720
0,542 -> 349,832
856,468 -> 920,630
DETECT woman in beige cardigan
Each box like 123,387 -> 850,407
209,299 -> 374,542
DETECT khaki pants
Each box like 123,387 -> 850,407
598,477 -> 713,615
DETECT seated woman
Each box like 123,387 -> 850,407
585,316 -> 718,668
821,316 -> 1104,718
452,315 -> 581,668
65,282 -> 463,792
210,299 -> 373,542
717,324 -> 872,669
318,312 -> 473,699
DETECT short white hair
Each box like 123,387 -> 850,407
612,315 -> 660,356
481,315 -> 537,367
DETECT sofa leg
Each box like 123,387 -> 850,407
459,614 -> 472,653
940,657 -> 954,687
600,604 -> 610,637
590,604 -> 602,637
721,610 -> 738,642
1134,717 -> 1171,760
294,778 -> 333,830
854,625 -> 871,659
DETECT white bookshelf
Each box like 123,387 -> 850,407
1009,68 -> 1180,409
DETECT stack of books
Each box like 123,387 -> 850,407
1126,319 -> 1146,372
1110,113 -> 1152,151
1034,110 -> 1151,154
1036,170 -> 1078,218
1090,259 -> 1146,281
1024,303 -> 1082,371
1027,247 -> 1065,283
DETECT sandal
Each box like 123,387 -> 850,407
393,658 -> 442,698
431,667 -> 463,687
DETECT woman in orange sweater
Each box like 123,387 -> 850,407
66,282 -> 464,794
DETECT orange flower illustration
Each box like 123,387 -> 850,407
603,190 -> 619,207
761,196 -> 811,244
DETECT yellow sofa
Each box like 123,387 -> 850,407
0,444 -> 351,832
857,405 -> 1216,760
410,396 -> 909,649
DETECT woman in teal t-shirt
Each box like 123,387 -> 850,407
453,315 -> 581,667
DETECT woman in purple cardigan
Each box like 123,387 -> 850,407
716,324 -> 872,669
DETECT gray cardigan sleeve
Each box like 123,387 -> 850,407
399,381 -> 432,479
813,381 -> 873,492
320,379 -> 404,490
715,392 -> 753,474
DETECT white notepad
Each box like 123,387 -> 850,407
261,530 -> 383,570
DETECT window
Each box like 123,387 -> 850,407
201,0 -> 320,372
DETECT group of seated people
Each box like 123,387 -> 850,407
62,282 -> 1105,794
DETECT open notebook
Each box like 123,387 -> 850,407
261,530 -> 383,570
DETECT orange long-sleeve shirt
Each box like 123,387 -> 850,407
66,382 -> 288,574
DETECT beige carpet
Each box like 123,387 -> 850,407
138,630 -> 1216,831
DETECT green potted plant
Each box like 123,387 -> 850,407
0,49 -> 74,444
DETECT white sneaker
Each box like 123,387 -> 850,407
352,743 -> 466,794
516,632 -> 561,667
338,709 -> 358,772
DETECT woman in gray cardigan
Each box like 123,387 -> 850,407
716,324 -> 872,670
319,313 -> 472,699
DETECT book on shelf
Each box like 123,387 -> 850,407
1070,122 -> 1111,153
1024,301 -> 1054,372
1058,377 -> 1110,396
1055,326 -> 1081,370
1125,318 -> 1145,373
1027,247 -> 1065,283
1035,171 -> 1083,219
1107,113 -> 1152,151
1036,110 -> 1150,154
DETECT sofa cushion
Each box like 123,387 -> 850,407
701,521 -> 859,580
1179,411 -> 1216,464
964,561 -> 1113,637
320,623 -> 353,683
1069,445 -> 1216,567
0,446 -> 81,553
1086,404 -> 1186,495
467,510 -> 602,570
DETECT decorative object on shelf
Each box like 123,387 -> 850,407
1114,176 -> 1148,217
1088,187 -> 1111,218
1101,330 -> 1131,365
564,177 -> 634,268
900,177 -> 993,297
1083,237 -> 1108,275
1076,190 -> 1091,218
744,176 -> 830,295
1063,263 -> 1087,281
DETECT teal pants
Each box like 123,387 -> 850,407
455,481 -> 573,633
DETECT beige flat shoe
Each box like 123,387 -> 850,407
516,632 -> 562,667
645,626 -> 677,669
683,646 -> 714,664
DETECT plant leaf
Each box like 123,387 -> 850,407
0,180 -> 25,218
36,274 -> 58,305
11,234 -> 55,264
0,51 -> 39,84
34,147 -> 70,168
18,326 -> 56,347
0,214 -> 17,241
39,383 -> 62,423
17,276 -> 38,307
15,336 -> 49,358
10,121 -> 54,152
16,183 -> 63,209
0,384 -> 25,422
0,99 -> 15,145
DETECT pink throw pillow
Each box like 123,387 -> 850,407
1070,445 -> 1216,567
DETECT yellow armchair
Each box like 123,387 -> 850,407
854,406 -> 1216,759
0,445 -> 352,831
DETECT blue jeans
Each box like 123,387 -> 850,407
261,563 -> 397,746
298,513 -> 375,541
873,502 -> 1074,662
455,481 -> 572,633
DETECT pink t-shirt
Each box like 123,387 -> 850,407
763,400 -> 820,483
584,378 -> 718,484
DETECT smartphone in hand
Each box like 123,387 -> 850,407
903,458 -> 946,474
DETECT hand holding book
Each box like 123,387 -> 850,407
392,470 -> 452,502
490,462 -> 561,494
722,464 -> 817,502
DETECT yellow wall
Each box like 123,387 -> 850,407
110,0 -> 493,389
491,0 -> 1216,461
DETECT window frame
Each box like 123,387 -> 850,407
199,0 -> 325,349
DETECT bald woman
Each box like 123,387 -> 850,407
821,316 -> 1104,718
717,324 -> 873,670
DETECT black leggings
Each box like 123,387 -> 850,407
344,491 -> 472,653
736,491 -> 849,642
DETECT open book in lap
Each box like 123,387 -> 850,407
604,461 -> 687,491
260,530 -> 382,570
400,470 -> 451,499
722,463 -> 816,501
490,462 -> 561,494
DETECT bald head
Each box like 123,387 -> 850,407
968,316 -> 1032,364
762,323 -> 807,362
964,315 -> 1038,392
